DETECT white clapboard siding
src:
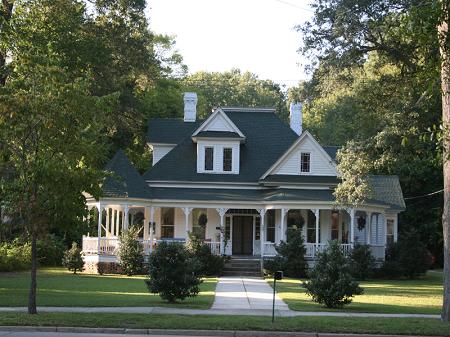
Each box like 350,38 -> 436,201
370,213 -> 385,245
152,145 -> 174,166
272,136 -> 336,176
205,113 -> 234,132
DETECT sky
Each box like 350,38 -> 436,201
148,0 -> 314,89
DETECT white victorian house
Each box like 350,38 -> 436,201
82,92 -> 405,273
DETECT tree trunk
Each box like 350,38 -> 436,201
439,0 -> 450,322
27,227 -> 37,314
0,0 -> 14,86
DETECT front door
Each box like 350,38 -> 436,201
232,216 -> 253,255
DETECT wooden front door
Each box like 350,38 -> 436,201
232,216 -> 253,255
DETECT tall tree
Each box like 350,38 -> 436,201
299,0 -> 449,320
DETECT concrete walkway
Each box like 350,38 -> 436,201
212,276 -> 289,310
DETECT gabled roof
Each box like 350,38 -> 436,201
102,150 -> 151,199
193,131 -> 245,140
368,175 -> 406,211
323,146 -> 340,161
143,108 -> 299,183
146,118 -> 201,144
191,108 -> 246,138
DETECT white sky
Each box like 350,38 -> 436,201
148,0 -> 314,89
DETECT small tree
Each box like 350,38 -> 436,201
303,240 -> 363,308
62,242 -> 84,274
117,226 -> 144,276
349,244 -> 376,280
187,233 -> 225,276
266,228 -> 307,278
146,242 -> 202,303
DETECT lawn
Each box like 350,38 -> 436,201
0,313 -> 449,336
268,270 -> 443,314
0,268 -> 217,309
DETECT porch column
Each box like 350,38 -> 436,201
123,205 -> 129,232
383,213 -> 388,246
350,208 -> 355,245
97,203 -> 103,254
280,208 -> 288,243
115,210 -> 120,236
182,207 -> 193,243
258,209 -> 267,257
149,206 -> 155,253
105,208 -> 110,237
394,216 -> 398,242
143,207 -> 149,240
314,209 -> 320,248
217,208 -> 228,255
366,212 -> 372,245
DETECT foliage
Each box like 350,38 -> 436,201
349,244 -> 376,280
182,69 -> 289,120
198,213 -> 208,229
117,227 -> 145,276
303,240 -> 363,308
37,235 -> 66,266
0,239 -> 31,272
379,231 -> 431,279
146,242 -> 202,303
187,234 -> 225,276
268,228 -> 308,278
62,242 -> 84,274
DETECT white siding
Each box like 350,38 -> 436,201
197,140 -> 240,174
152,145 -> 174,166
205,113 -> 234,132
272,136 -> 337,176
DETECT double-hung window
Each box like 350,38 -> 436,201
300,152 -> 311,173
386,219 -> 395,244
223,148 -> 232,171
266,210 -> 275,243
204,147 -> 214,171
331,210 -> 339,240
161,208 -> 174,238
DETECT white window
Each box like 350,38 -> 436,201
266,210 -> 275,243
204,147 -> 214,171
223,148 -> 232,171
386,219 -> 395,244
300,152 -> 311,173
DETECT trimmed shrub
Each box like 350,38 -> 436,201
62,242 -> 84,274
37,234 -> 66,266
349,244 -> 376,280
117,227 -> 144,276
146,242 -> 202,303
264,228 -> 307,278
303,240 -> 363,308
0,239 -> 31,272
187,234 -> 225,276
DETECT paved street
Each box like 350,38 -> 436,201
212,277 -> 289,310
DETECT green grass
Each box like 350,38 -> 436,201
0,268 -> 216,309
0,313 -> 449,336
269,271 -> 443,314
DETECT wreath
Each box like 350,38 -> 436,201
357,216 -> 366,231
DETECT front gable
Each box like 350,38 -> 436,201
261,131 -> 338,178
192,108 -> 245,138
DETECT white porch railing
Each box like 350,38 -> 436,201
82,236 -> 221,256
263,242 -> 277,256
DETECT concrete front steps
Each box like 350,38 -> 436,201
222,256 -> 262,277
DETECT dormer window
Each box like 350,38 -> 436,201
205,147 -> 214,171
223,148 -> 232,171
300,152 -> 311,173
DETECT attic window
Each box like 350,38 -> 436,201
205,147 -> 214,171
223,148 -> 232,171
300,152 -> 310,173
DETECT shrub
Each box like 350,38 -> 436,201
37,234 -> 66,266
146,242 -> 202,303
117,227 -> 144,276
349,244 -> 376,280
0,239 -> 31,272
187,234 -> 225,276
265,228 -> 307,278
62,242 -> 84,274
378,231 -> 431,279
303,240 -> 363,308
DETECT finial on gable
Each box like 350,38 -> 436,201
289,102 -> 303,136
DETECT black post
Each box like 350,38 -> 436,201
272,276 -> 276,323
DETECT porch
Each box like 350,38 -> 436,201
82,203 -> 396,261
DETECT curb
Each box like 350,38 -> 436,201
0,326 -> 438,337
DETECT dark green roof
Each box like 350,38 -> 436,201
369,175 -> 405,211
147,118 -> 201,144
261,175 -> 340,185
102,150 -> 151,199
323,146 -> 340,161
194,131 -> 243,139
144,109 -> 298,182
